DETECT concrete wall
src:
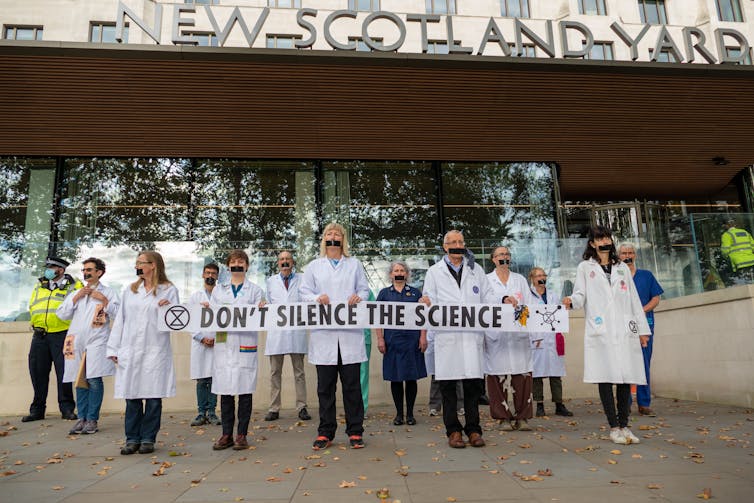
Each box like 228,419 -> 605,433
2,284 -> 752,416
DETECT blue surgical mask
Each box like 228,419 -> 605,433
44,268 -> 56,280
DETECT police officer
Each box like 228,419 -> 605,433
721,219 -> 754,285
24,256 -> 83,422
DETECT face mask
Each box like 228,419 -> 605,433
393,275 -> 406,281
497,259 -> 510,265
448,248 -> 466,255
325,240 -> 341,247
204,277 -> 216,286
44,268 -> 56,280
537,279 -> 546,285
622,258 -> 633,264
280,262 -> 291,268
83,273 -> 93,281
597,244 -> 612,252
230,266 -> 245,273
135,268 -> 144,276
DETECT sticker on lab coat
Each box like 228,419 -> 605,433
594,316 -> 603,325
473,286 -> 479,294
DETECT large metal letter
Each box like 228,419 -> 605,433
715,27 -> 751,64
295,8 -> 317,48
683,27 -> 716,64
560,20 -> 593,58
116,0 -> 162,44
172,5 -> 197,45
406,13 -> 440,53
204,6 -> 269,47
363,11 -> 406,52
515,19 -> 555,57
445,15 -> 472,54
477,17 -> 511,56
324,10 -> 357,50
651,26 -> 684,62
610,22 -> 650,61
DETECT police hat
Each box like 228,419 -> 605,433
45,256 -> 70,269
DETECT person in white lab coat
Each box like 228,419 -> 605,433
300,222 -> 369,450
107,251 -> 178,455
528,267 -> 572,418
563,226 -> 651,445
422,230 -> 495,449
210,249 -> 264,451
264,250 -> 310,422
484,246 -> 534,431
58,257 -> 119,435
189,263 -> 220,427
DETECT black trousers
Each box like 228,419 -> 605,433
439,378 -> 484,437
28,330 -> 75,416
316,350 -> 364,439
220,394 -> 252,436
598,383 -> 631,428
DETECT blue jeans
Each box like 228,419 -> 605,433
125,398 -> 162,444
636,331 -> 654,407
196,377 -> 217,415
76,377 -> 104,421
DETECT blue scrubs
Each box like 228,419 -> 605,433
376,285 -> 427,382
632,269 -> 664,408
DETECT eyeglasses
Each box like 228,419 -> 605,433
135,261 -> 152,266
81,267 -> 96,272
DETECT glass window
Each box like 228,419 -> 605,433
349,0 -> 380,10
583,41 -> 614,60
426,0 -> 456,15
90,22 -> 128,43
351,37 -> 383,51
427,40 -> 450,54
717,0 -> 744,22
3,26 -> 43,40
638,0 -> 667,24
266,35 -> 298,49
509,42 -> 536,57
579,0 -> 607,15
268,0 -> 301,7
725,46 -> 753,64
650,47 -> 678,62
185,0 -> 219,4
501,0 -> 530,18
192,32 -> 219,46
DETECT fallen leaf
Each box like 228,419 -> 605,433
488,470 -> 499,474
395,449 -> 407,457
607,459 -> 617,465
219,488 -> 229,493
0,432 -> 9,437
282,468 -> 293,474
376,488 -> 390,499
266,477 -> 282,482
631,454 -> 643,459
234,498 -> 244,502
647,484 -> 662,490
13,460 -> 24,465
519,443 -> 532,449
105,457 -> 114,461
447,498 -> 457,502
52,486 -> 65,490
537,468 -> 553,476
519,460 -> 532,464
357,475 -> 367,480
610,480 -> 623,484
302,491 -> 311,496
47,458 -> 63,464
610,449 -> 622,455
520,475 -> 544,481
1,470 -> 18,477
152,461 -> 173,476
338,480 -> 357,488
697,488 -> 712,499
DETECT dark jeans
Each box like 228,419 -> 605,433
439,378 -> 484,437
598,383 -> 631,428
316,350 -> 364,439
533,376 -> 564,403
28,330 -> 75,416
220,394 -> 252,436
125,398 -> 162,444
196,377 -> 217,415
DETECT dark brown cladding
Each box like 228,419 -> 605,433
0,42 -> 753,199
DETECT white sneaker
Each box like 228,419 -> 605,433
428,409 -> 438,416
621,427 -> 640,444
609,428 -> 628,444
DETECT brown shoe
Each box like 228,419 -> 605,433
638,406 -> 656,417
232,434 -> 249,450
448,431 -> 466,449
212,434 -> 234,450
468,432 -> 485,447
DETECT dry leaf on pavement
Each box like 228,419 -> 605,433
338,480 -> 357,488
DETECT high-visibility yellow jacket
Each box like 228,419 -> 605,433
28,275 -> 83,332
721,227 -> 754,272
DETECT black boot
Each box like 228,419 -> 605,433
535,402 -> 545,417
555,402 -> 573,417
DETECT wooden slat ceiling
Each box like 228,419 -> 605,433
1,43 -> 753,199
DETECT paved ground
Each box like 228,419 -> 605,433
0,397 -> 752,503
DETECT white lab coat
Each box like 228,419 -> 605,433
484,270 -> 533,375
570,259 -> 650,384
57,282 -> 119,382
189,289 -> 215,380
210,279 -> 264,395
300,256 -> 370,365
264,272 -> 308,355
422,258 -> 495,380
107,283 -> 179,399
529,286 -> 566,378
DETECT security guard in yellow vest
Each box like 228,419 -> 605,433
23,256 -> 83,422
721,220 -> 754,285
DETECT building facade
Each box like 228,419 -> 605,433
2,0 -> 754,320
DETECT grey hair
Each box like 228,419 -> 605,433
443,229 -> 464,244
618,242 -> 636,253
387,260 -> 411,282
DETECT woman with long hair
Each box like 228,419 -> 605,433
107,251 -> 178,455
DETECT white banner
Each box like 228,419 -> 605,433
159,302 -> 568,333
